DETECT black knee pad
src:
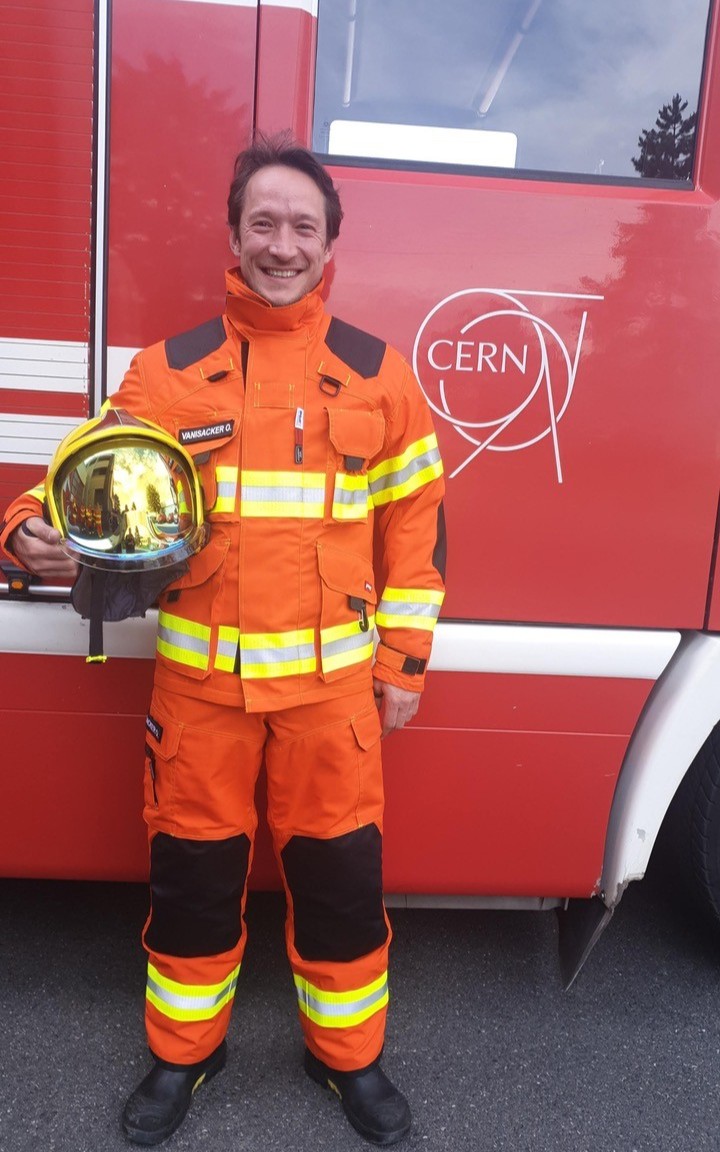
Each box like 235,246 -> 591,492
145,832 -> 250,957
281,824 -> 388,962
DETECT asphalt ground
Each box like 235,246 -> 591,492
1,855 -> 720,1152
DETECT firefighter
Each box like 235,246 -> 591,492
1,134 -> 446,1147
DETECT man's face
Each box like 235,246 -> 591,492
230,165 -> 334,306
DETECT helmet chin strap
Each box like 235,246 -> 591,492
87,569 -> 109,664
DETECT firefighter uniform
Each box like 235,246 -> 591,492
0,268 -> 446,1074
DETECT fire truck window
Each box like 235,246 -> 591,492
312,0 -> 712,182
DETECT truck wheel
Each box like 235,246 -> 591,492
661,723 -> 720,925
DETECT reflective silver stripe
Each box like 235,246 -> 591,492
332,486 -> 366,507
216,636 -> 237,663
332,474 -> 369,520
241,483 -> 325,503
239,628 -> 317,678
369,444 -> 442,499
217,480 -> 237,500
296,977 -> 388,1019
147,971 -> 239,1014
245,641 -> 316,665
157,619 -> 210,660
377,598 -> 441,620
321,630 -> 373,661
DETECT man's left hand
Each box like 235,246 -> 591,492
372,679 -> 421,737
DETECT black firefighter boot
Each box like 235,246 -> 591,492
122,1040 -> 227,1145
304,1048 -> 412,1146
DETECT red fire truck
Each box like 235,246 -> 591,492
2,0 -> 720,984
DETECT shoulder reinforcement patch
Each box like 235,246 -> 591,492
325,316 -> 386,379
165,316 -> 226,371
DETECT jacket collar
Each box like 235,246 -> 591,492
224,267 -> 326,337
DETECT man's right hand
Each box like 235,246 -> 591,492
9,517 -> 79,581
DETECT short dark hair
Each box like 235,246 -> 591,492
227,131 -> 343,243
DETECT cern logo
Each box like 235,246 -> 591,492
413,288 -> 603,483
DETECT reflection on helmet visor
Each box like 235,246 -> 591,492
59,445 -> 196,560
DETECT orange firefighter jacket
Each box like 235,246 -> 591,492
1,270 -> 446,712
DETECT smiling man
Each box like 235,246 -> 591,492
2,134 -> 446,1147
230,162 -> 333,305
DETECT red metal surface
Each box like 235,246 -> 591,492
0,655 -> 152,881
382,672 -> 653,897
0,392 -> 87,419
255,2 -> 317,143
697,7 -> 720,632
319,170 -> 720,630
0,656 -> 650,895
106,0 -> 258,350
0,0 -> 93,343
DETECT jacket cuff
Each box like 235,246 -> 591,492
372,642 -> 427,692
0,503 -> 43,568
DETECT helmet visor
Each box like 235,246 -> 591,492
52,439 -> 206,570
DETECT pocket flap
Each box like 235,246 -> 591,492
166,530 -> 229,593
145,710 -> 181,761
328,409 -> 385,460
351,706 -> 382,751
317,543 -> 378,604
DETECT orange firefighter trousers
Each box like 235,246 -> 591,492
141,683 -> 391,1072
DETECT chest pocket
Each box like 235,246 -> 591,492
173,414 -> 241,521
327,408 -> 385,523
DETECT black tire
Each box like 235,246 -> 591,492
659,724 -> 720,926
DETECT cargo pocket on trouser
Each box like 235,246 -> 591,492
142,705 -> 182,830
142,688 -> 265,839
317,543 -> 377,684
265,692 -> 383,845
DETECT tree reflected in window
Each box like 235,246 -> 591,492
632,94 -> 698,180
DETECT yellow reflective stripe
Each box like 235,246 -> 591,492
320,615 -> 375,674
157,610 -> 211,670
334,474 -> 367,491
239,628 -> 316,679
214,627 -> 319,677
242,470 -> 325,486
332,473 -> 369,520
294,972 -> 388,1029
368,434 -> 443,506
27,484 -> 45,501
241,470 -> 325,519
209,466 -> 237,513
146,962 -> 240,1022
215,625 -> 239,672
242,502 -> 325,518
375,611 -> 437,632
376,587 -> 444,633
368,434 -> 438,482
379,588 -> 445,605
370,460 -> 443,506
